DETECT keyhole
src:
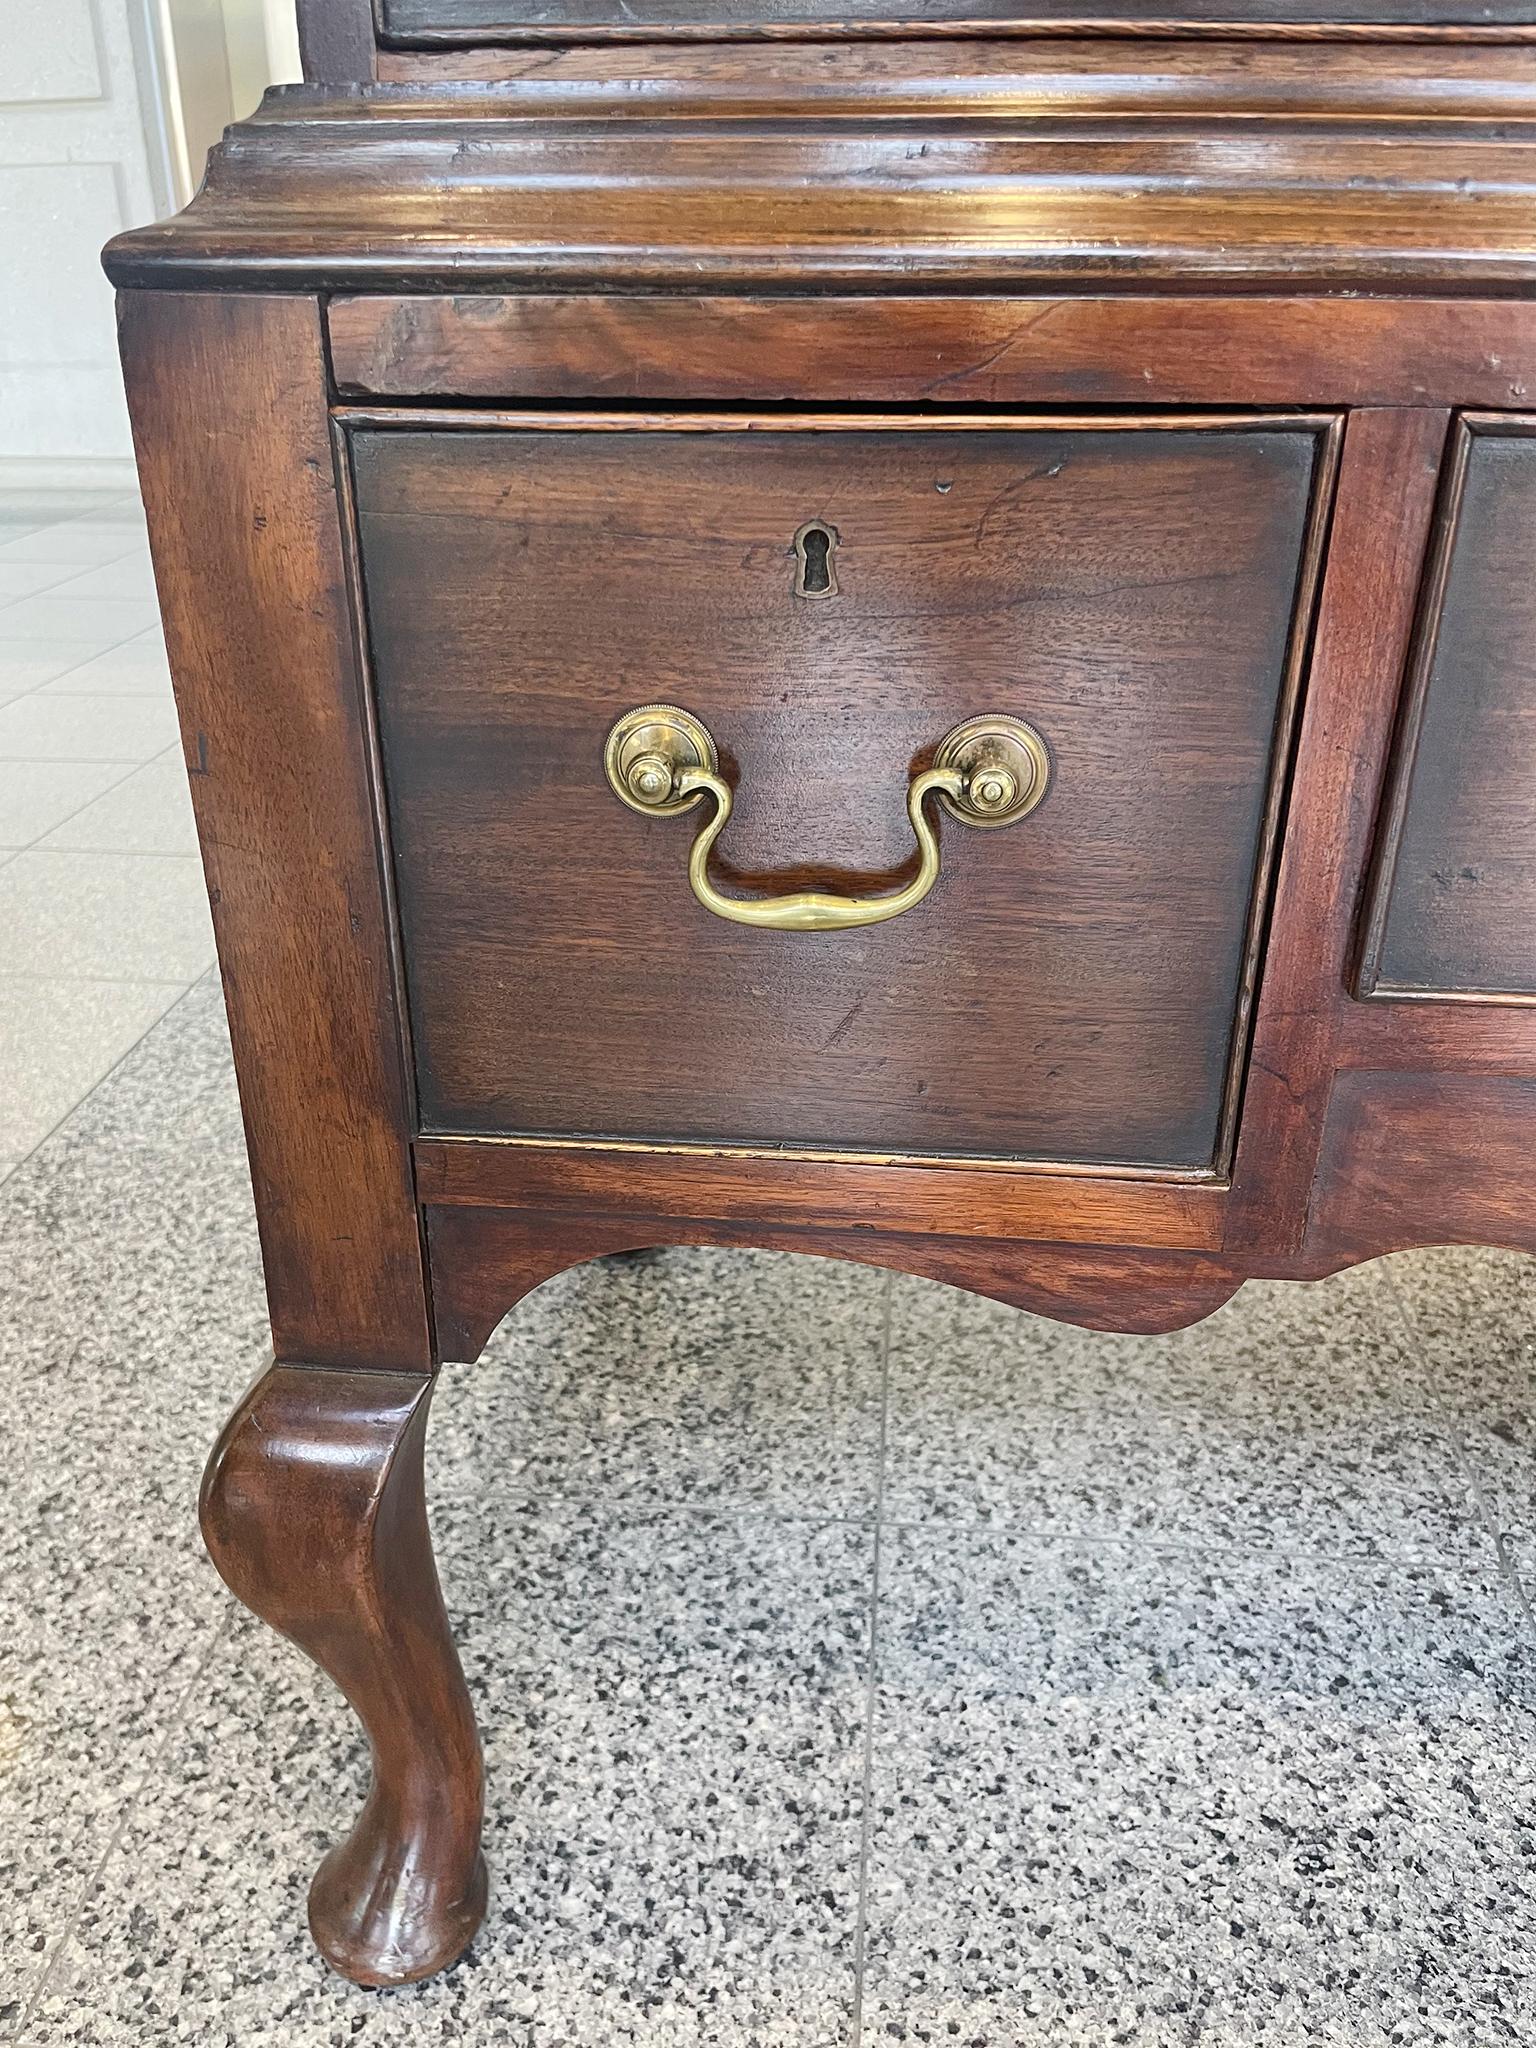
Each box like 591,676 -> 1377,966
792,521 -> 839,600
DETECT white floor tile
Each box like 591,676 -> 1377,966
0,594 -> 160,644
62,496 -> 145,525
39,629 -> 173,698
0,760 -> 134,848
0,489 -> 127,522
0,525 -> 146,569
0,561 -> 80,603
44,554 -> 157,603
39,756 -> 198,856
0,640 -> 107,704
0,851 -> 215,981
0,975 -> 185,1157
0,693 -> 180,763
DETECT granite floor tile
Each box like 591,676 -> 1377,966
39,757 -> 197,857
31,1505 -> 873,2048
0,760 -> 134,848
39,631 -> 171,699
0,693 -> 179,764
39,972 -> 241,1148
0,597 -> 160,646
0,984 -> 266,2035
0,852 -> 214,982
884,1264 -> 1488,1563
465,1245 -> 889,1517
1384,1246 -> 1536,1588
0,979 -> 266,1470
0,976 -> 186,1157
5,933 -> 1535,2042
863,1524 -> 1536,2045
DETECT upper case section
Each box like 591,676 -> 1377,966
103,44 -> 1536,295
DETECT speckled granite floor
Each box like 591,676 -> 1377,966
3,979 -> 1535,2044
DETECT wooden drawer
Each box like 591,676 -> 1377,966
1359,415 -> 1536,1003
347,412 -> 1332,1172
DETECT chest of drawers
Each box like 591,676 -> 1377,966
107,0 -> 1536,1986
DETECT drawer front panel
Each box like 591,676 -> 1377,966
351,416 -> 1326,1170
380,0 -> 1536,36
1361,416 -> 1536,1002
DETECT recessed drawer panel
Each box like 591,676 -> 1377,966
1360,416 -> 1536,1002
350,415 -> 1329,1170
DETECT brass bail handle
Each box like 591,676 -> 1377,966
603,704 -> 1051,933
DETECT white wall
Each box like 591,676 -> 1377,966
0,0 -> 301,484
263,0 -> 303,85
0,0 -> 174,484
155,0 -> 299,208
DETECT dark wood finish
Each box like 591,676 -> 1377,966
1304,1070 -> 1536,1258
353,412 -> 1325,1170
426,1204 -> 1245,1358
1359,416 -> 1536,1002
379,21 -> 1536,61
200,1363 -> 487,1984
381,0 -> 1536,36
111,0 -> 1536,1989
414,1138 -> 1229,1247
330,295 -> 1536,412
119,293 -> 431,1372
297,0 -> 377,81
1223,407 -> 1451,1256
102,50 -> 1536,298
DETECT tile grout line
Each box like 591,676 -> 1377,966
0,975 -> 201,1187
0,569 -> 159,708
14,1602 -> 238,2039
0,756 -> 148,858
0,845 -> 205,863
0,554 -> 142,604
0,619 -> 161,688
848,1269 -> 894,2048
0,969 -> 204,990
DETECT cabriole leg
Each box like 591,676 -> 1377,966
200,1362 -> 486,1986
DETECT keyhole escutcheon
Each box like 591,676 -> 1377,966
792,521 -> 839,600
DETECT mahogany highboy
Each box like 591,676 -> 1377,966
108,0 -> 1536,1988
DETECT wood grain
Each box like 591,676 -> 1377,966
382,0 -> 1536,34
378,21 -> 1536,62
102,52 -> 1536,297
202,1364 -> 486,1983
119,293 -> 431,1372
297,0 -> 377,81
414,1137 -> 1229,1247
352,414 -> 1324,1171
425,1203 -> 1244,1359
329,295 -> 1536,412
1359,416 -> 1536,1001
1304,1069 -> 1536,1258
1223,408 -> 1450,1256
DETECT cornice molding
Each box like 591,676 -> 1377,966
105,43 -> 1536,294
